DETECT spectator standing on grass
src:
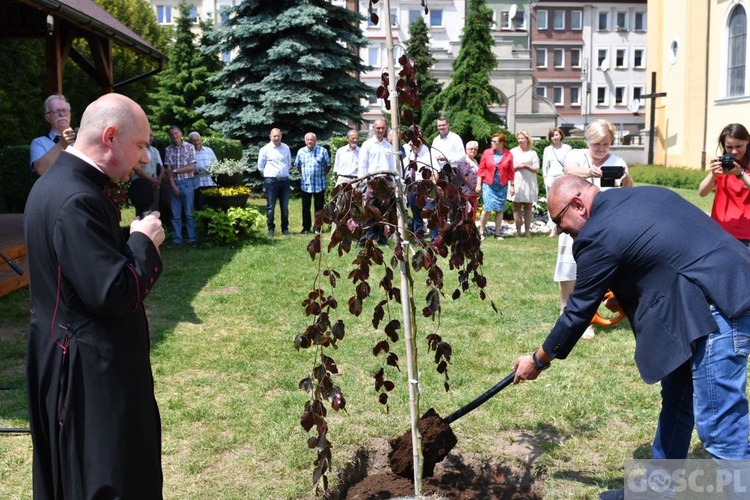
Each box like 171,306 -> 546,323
30,94 -> 77,175
698,123 -> 750,247
542,127 -> 572,236
431,117 -> 465,170
358,118 -> 396,245
403,135 -> 438,237
188,131 -> 217,211
561,119 -> 633,339
133,131 -> 164,212
295,132 -> 330,234
476,133 -> 514,240
455,141 -> 480,222
509,130 -> 540,238
165,125 -> 197,246
515,176 -> 750,499
334,129 -> 360,186
258,128 -> 292,237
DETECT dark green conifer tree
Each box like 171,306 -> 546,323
403,17 -> 441,130
428,0 -> 504,144
201,0 -> 372,149
148,1 -> 220,135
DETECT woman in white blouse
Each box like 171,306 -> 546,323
509,130 -> 540,238
542,127 -> 572,235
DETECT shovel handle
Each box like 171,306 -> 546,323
443,370 -> 516,424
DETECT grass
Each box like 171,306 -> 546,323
0,187 -> 718,498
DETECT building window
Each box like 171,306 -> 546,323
537,10 -> 548,30
616,48 -> 627,69
597,86 -> 608,105
536,86 -> 547,98
220,11 -> 230,24
615,86 -> 626,105
554,49 -> 564,68
408,9 -> 421,25
598,11 -> 610,31
571,11 -> 582,30
430,9 -> 443,27
598,48 -> 609,68
220,51 -> 231,63
632,86 -> 645,104
500,11 -> 511,29
571,49 -> 581,68
536,48 -> 547,68
514,9 -> 526,29
391,8 -> 398,27
633,49 -> 646,68
156,5 -> 172,24
728,6 -> 747,97
368,7 -> 379,27
570,86 -> 581,105
553,87 -> 564,105
553,10 -> 564,30
368,93 -> 379,105
188,6 -> 198,22
368,47 -> 379,67
616,12 -> 628,31
635,12 -> 646,31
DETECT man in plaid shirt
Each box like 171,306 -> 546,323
294,132 -> 330,234
165,125 -> 197,246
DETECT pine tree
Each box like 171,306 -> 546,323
148,1 -> 220,135
428,0 -> 504,144
201,0 -> 372,149
403,17 -> 441,129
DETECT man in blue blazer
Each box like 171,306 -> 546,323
514,175 -> 750,461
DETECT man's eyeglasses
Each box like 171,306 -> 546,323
46,108 -> 70,117
551,192 -> 581,226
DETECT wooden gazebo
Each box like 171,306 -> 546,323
0,0 -> 167,95
0,0 -> 167,296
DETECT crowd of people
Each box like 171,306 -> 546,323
23,92 -> 750,499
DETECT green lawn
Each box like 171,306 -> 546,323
0,187 -> 719,498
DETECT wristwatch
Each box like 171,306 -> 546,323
532,351 -> 550,371
738,169 -> 745,179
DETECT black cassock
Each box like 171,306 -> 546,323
24,152 -> 163,499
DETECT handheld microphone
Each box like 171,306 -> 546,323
128,177 -> 154,218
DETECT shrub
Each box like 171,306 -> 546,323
202,137 -> 243,160
194,206 -> 265,245
629,164 -> 706,190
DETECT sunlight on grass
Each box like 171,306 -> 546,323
0,189 -> 721,498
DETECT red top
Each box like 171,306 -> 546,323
711,173 -> 750,240
477,147 -> 514,186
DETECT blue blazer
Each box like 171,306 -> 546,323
543,186 -> 750,384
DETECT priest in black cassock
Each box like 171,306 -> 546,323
24,93 -> 166,499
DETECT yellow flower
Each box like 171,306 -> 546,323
202,186 -> 251,197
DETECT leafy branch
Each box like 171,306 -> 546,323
296,1 -> 496,493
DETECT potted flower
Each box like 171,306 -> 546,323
209,158 -> 248,187
200,186 -> 252,210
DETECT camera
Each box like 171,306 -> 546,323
719,153 -> 737,172
600,166 -> 624,187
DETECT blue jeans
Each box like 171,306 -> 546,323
652,306 -> 750,460
264,177 -> 290,232
169,179 -> 195,244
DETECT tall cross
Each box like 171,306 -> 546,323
640,72 -> 667,165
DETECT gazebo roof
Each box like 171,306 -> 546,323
5,0 -> 166,64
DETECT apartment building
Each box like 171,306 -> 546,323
531,0 -> 647,139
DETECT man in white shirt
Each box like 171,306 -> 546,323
357,119 -> 396,245
431,117 -> 465,170
257,128 -> 292,236
334,129 -> 360,185
188,131 -> 217,210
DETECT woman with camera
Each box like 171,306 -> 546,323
555,120 -> 633,339
698,123 -> 750,247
